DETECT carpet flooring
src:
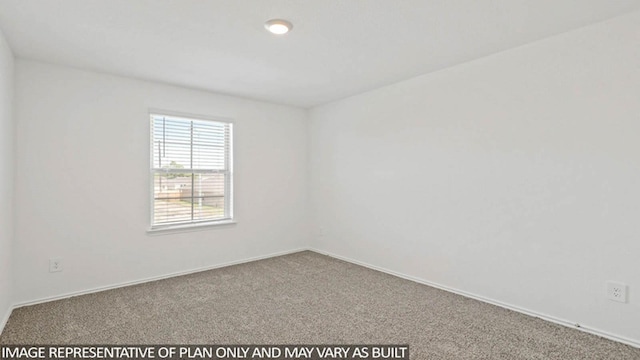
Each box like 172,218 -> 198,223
1,251 -> 638,359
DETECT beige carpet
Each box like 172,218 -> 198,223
1,251 -> 638,359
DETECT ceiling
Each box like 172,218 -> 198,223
0,1 -> 638,108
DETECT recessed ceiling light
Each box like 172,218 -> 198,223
265,19 -> 293,35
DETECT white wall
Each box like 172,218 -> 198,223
309,11 -> 640,344
13,60 -> 309,303
0,27 -> 14,328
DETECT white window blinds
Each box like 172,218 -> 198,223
150,113 -> 233,228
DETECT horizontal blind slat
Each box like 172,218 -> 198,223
151,114 -> 232,227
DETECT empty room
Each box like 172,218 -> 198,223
0,1 -> 639,359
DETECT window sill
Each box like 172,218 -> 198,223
147,220 -> 237,236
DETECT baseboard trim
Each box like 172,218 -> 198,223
8,247 -> 639,348
308,247 -> 640,349
13,248 -> 308,309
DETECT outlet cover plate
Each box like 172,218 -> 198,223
607,281 -> 627,303
49,258 -> 63,273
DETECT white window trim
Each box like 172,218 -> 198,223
147,109 -> 235,232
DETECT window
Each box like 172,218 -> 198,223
150,113 -> 233,229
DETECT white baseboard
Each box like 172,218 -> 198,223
13,248 -> 308,309
308,247 -> 640,349
6,246 -> 639,349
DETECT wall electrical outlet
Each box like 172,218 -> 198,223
607,281 -> 627,303
49,258 -> 63,273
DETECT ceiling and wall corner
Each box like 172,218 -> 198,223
0,0 -> 638,108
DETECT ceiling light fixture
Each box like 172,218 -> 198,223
265,19 -> 293,35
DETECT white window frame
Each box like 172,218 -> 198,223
148,110 -> 234,232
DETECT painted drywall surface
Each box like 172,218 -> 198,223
309,12 -> 640,342
0,28 -> 14,325
13,60 -> 309,303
